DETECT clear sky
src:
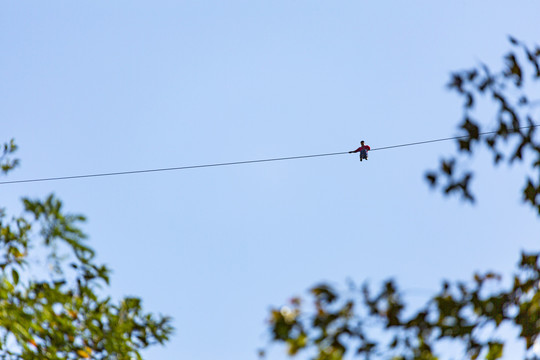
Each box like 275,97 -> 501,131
1,1 -> 539,359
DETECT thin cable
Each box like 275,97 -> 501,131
1,124 -> 537,185
372,133 -> 478,151
0,152 -> 348,185
372,125 -> 537,151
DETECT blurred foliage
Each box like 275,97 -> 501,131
1,140 -> 19,175
426,37 -> 540,212
266,38 -> 540,360
0,145 -> 173,359
267,255 -> 539,360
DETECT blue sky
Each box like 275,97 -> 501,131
1,1 -> 540,359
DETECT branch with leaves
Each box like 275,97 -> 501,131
427,37 -> 540,213
0,139 -> 19,175
0,142 -> 173,360
266,253 -> 539,360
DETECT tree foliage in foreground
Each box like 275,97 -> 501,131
0,145 -> 173,359
427,36 -> 540,212
266,38 -> 540,360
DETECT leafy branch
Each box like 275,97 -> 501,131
266,253 -> 539,360
426,37 -> 540,213
0,141 -> 173,359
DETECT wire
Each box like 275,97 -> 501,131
373,134 -> 476,151
0,125 -> 537,185
371,125 -> 537,151
0,152 -> 348,185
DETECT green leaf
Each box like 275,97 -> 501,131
311,284 -> 338,304
12,269 -> 19,286
486,342 -> 503,360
